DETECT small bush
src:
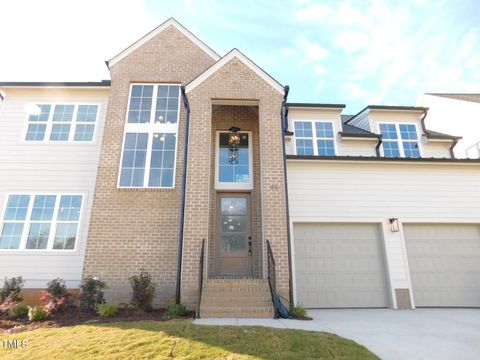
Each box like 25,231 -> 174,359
0,276 -> 24,303
9,303 -> 29,319
47,278 -> 68,297
0,293 -> 19,314
129,270 -> 155,312
166,303 -> 187,317
97,303 -> 118,318
288,305 -> 307,319
41,278 -> 73,315
28,306 -> 47,321
80,277 -> 106,312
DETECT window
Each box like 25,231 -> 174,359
294,121 -> 335,156
119,84 -> 180,188
0,194 -> 83,250
379,123 -> 421,158
25,103 -> 98,142
216,132 -> 252,189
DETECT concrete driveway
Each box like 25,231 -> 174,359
194,309 -> 480,360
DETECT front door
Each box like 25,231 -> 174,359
216,193 -> 252,276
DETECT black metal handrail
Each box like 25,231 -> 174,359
196,238 -> 205,318
266,239 -> 278,318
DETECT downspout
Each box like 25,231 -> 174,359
419,108 -> 429,135
175,86 -> 190,304
449,138 -> 459,159
375,135 -> 383,157
280,85 -> 294,308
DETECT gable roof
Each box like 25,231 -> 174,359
185,48 -> 284,95
107,18 -> 221,67
426,93 -> 480,104
345,105 -> 428,124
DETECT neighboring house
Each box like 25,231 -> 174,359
1,18 -> 479,316
417,93 -> 480,158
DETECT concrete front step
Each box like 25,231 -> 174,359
200,306 -> 274,318
200,278 -> 274,318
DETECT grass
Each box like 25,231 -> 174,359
0,319 -> 378,359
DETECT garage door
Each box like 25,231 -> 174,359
404,224 -> 480,307
294,223 -> 388,308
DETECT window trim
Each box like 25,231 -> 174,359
293,120 -> 337,156
117,83 -> 181,189
378,122 -> 422,158
0,192 -> 85,252
215,131 -> 253,190
22,102 -> 101,143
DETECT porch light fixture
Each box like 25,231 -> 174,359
389,218 -> 400,232
228,126 -> 241,165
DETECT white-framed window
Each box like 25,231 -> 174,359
0,193 -> 83,251
118,83 -> 180,188
215,131 -> 253,190
379,123 -> 421,158
294,120 -> 336,156
25,103 -> 99,142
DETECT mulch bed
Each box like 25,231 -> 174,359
0,308 -> 195,334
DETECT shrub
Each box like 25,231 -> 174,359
28,306 -> 47,321
129,270 -> 155,312
46,278 -> 68,297
9,303 -> 29,319
41,278 -> 73,315
0,276 -> 24,303
166,303 -> 187,317
288,305 -> 307,319
97,303 -> 118,318
80,277 -> 106,312
0,293 -> 19,314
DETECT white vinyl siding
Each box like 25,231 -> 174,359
288,160 -> 480,307
0,87 -> 108,288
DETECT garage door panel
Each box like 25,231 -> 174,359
294,223 -> 388,308
405,224 -> 480,307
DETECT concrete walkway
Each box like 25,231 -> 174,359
194,309 -> 480,360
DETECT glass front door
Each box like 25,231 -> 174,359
216,194 -> 252,276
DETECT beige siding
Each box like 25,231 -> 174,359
0,88 -> 109,288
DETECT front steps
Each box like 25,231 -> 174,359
199,278 -> 274,318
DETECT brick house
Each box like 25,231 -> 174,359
1,18 -> 480,317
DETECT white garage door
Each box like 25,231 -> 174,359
294,223 -> 388,308
404,224 -> 480,307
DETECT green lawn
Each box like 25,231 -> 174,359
0,319 -> 378,359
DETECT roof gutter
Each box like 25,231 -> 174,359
280,85 -> 294,308
420,108 -> 458,159
175,85 -> 190,304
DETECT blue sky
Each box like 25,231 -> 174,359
0,0 -> 479,113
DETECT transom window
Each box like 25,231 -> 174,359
25,103 -> 98,142
216,132 -> 252,190
118,84 -> 180,188
0,194 -> 83,250
379,123 -> 421,158
294,121 -> 335,156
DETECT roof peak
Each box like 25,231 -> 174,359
107,18 -> 221,67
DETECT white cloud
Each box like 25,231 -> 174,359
294,3 -> 332,22
296,35 -> 329,64
280,48 -> 296,58
313,64 -> 327,75
335,30 -> 369,54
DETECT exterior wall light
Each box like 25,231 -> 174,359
389,218 -> 400,232
228,126 -> 241,165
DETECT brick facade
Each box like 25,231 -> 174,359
83,24 -> 290,309
181,58 -> 289,308
82,25 -> 216,306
